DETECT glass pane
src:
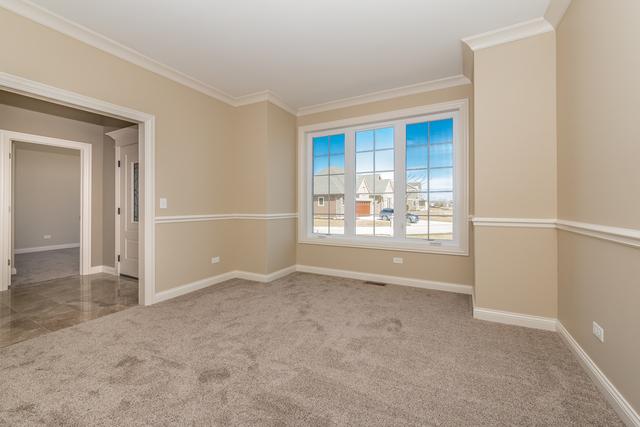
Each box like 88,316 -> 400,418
406,145 -> 428,170
406,215 -> 428,239
375,127 -> 394,150
313,136 -> 329,156
430,143 -> 453,168
375,149 -> 394,171
355,196 -> 374,236
429,216 -> 453,240
330,194 -> 345,215
329,214 -> 345,235
329,174 -> 345,195
374,196 -> 394,237
406,122 -> 428,146
430,119 -> 453,144
356,130 -> 374,152
429,192 -> 453,217
313,194 -> 329,214
313,216 -> 329,234
329,134 -> 345,154
375,171 -> 394,193
406,170 -> 428,192
132,162 -> 139,222
356,173 -> 374,195
356,151 -> 374,173
329,153 -> 345,174
313,175 -> 328,195
406,192 -> 429,215
430,168 -> 453,191
313,155 -> 329,175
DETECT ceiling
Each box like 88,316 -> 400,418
20,0 -> 551,110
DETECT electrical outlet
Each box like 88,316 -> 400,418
211,256 -> 220,264
592,321 -> 604,342
393,257 -> 403,264
43,234 -> 52,240
159,198 -> 168,209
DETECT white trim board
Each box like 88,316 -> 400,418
14,243 -> 80,254
473,307 -> 557,331
557,322 -> 640,427
89,265 -> 117,275
472,217 -> 640,248
155,213 -> 298,224
0,72 -> 156,306
462,17 -> 554,51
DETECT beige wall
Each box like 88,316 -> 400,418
13,142 -> 80,250
296,84 -> 475,286
557,0 -> 640,412
0,102 -> 115,266
472,32 -> 558,317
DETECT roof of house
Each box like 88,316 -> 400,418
314,171 -> 416,195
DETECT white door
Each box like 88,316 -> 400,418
119,144 -> 139,278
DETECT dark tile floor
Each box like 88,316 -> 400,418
0,273 -> 138,348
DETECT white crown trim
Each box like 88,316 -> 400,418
462,17 -> 554,51
296,75 -> 471,117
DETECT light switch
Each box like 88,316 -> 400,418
159,198 -> 168,209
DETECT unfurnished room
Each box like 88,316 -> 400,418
0,0 -> 638,425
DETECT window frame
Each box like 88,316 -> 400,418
298,99 -> 469,256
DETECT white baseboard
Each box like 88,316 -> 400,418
11,267 -> 17,275
89,265 -> 117,275
153,270 -> 238,304
235,265 -> 298,283
473,307 -> 557,331
295,264 -> 473,295
14,243 -> 80,254
557,322 -> 640,426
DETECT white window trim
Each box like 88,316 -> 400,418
297,99 -> 469,256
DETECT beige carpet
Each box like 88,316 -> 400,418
0,273 -> 622,426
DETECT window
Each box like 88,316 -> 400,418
299,100 -> 468,255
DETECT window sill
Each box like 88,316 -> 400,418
298,235 -> 469,256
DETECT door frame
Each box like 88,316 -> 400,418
0,72 -> 156,305
0,132 -> 92,290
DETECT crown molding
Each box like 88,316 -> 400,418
232,90 -> 297,116
462,17 -> 554,51
544,0 -> 572,29
297,75 -> 471,117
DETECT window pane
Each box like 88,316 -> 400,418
313,194 -> 329,214
430,119 -> 453,144
313,216 -> 329,234
429,192 -> 453,216
356,130 -> 374,152
356,151 -> 374,173
313,155 -> 329,175
429,216 -> 453,240
329,214 -> 344,235
430,143 -> 453,168
329,134 -> 345,154
329,153 -> 345,174
313,136 -> 329,156
330,194 -> 345,215
406,192 -> 429,215
406,215 -> 428,239
355,195 -> 374,236
406,122 -> 428,146
375,127 -> 394,150
406,169 -> 428,192
329,174 -> 345,195
430,168 -> 453,191
375,171 -> 394,193
374,197 -> 394,237
356,173 -> 374,195
313,175 -> 328,195
375,149 -> 394,171
406,145 -> 428,170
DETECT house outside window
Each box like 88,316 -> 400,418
298,100 -> 468,255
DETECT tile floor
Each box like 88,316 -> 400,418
0,273 -> 138,348
13,248 -> 80,287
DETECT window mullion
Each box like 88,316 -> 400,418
344,129 -> 356,236
394,122 -> 406,239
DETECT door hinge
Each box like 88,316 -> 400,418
7,259 -> 10,266
117,255 -> 120,262
117,160 -> 121,167
8,153 -> 11,159
117,207 -> 121,215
